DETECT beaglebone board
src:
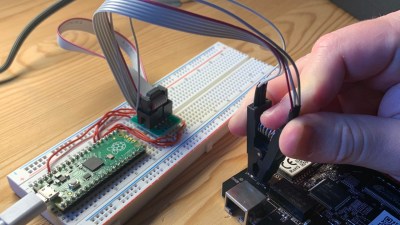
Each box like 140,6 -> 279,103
222,163 -> 400,225
8,42 -> 274,225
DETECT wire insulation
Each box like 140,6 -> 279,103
0,0 -> 74,74
92,0 -> 301,109
46,107 -> 185,172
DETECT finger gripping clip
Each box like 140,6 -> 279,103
246,83 -> 300,184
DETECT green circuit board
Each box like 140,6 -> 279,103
33,131 -> 145,211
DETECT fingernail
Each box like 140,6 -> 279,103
260,108 -> 276,129
260,103 -> 287,129
228,108 -> 248,136
261,107 -> 274,118
261,101 -> 280,119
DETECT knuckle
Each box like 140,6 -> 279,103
335,119 -> 364,164
312,33 -> 339,53
335,117 -> 365,164
335,123 -> 353,163
381,11 -> 400,36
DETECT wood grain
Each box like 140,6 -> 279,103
0,0 -> 356,224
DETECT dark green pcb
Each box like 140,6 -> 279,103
33,131 -> 145,211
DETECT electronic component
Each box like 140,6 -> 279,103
310,179 -> 350,210
106,154 -> 114,160
246,83 -> 301,184
58,175 -> 67,183
270,178 -> 317,221
68,179 -> 80,190
131,113 -> 182,137
83,173 -> 91,180
83,157 -> 104,172
361,174 -> 400,215
225,181 -> 267,225
136,86 -> 173,129
33,131 -> 145,211
279,158 -> 312,179
223,165 -> 400,225
37,186 -> 58,201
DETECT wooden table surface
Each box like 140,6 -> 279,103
0,0 -> 356,224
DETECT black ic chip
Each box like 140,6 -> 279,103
83,173 -> 91,180
310,179 -> 350,210
82,157 -> 104,172
58,175 -> 67,183
270,178 -> 317,221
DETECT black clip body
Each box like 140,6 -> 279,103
247,100 -> 285,184
137,85 -> 173,129
246,83 -> 300,184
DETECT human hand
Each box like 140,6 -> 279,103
229,11 -> 400,181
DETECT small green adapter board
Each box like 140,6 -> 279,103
131,114 -> 182,137
33,131 -> 145,211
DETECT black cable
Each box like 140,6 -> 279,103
253,83 -> 267,107
0,0 -> 74,73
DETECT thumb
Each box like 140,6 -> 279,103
280,112 -> 400,181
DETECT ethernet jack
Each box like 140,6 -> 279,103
224,181 -> 267,225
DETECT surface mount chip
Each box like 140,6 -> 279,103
58,175 -> 67,183
310,179 -> 350,210
270,178 -> 317,221
83,173 -> 91,180
83,157 -> 104,172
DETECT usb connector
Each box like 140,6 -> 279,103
0,192 -> 47,225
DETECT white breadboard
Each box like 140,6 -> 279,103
7,42 -> 274,225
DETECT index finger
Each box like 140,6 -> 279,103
229,55 -> 308,136
261,11 -> 400,129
